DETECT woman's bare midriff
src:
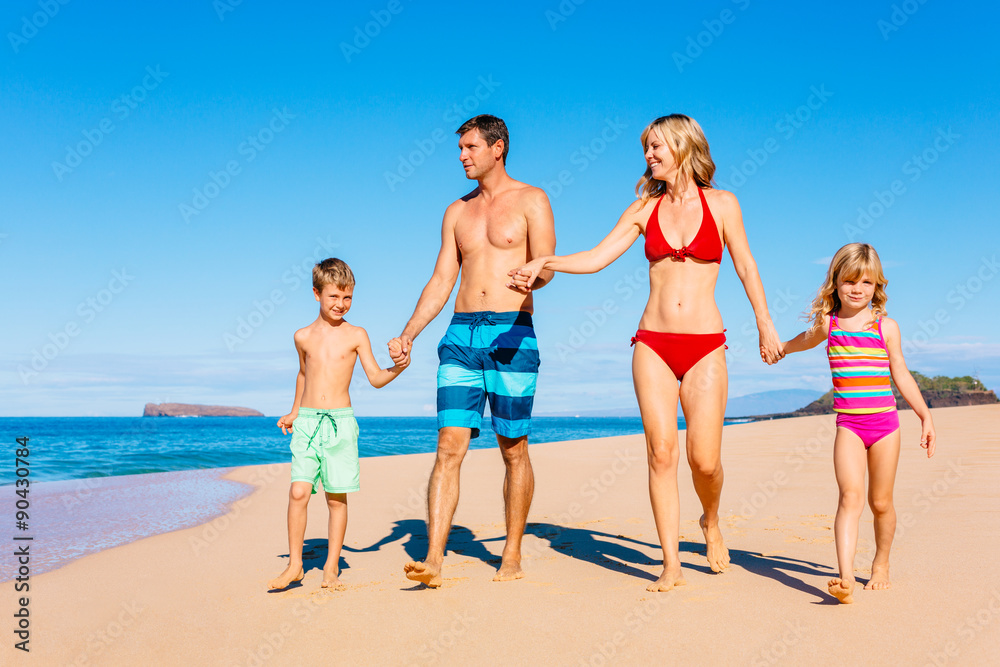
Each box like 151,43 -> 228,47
637,259 -> 723,333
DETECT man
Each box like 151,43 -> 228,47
392,114 -> 556,588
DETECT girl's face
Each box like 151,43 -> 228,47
836,271 -> 876,309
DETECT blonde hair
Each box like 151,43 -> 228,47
313,258 -> 355,291
807,243 -> 888,331
636,114 -> 716,203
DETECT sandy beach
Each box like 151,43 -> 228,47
5,404 -> 999,665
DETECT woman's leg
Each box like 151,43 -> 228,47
632,342 -> 683,592
865,428 -> 901,590
678,346 -> 730,573
830,427 -> 868,603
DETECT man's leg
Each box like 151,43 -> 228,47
494,434 -> 534,581
404,426 -> 472,587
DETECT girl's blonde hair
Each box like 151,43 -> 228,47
807,243 -> 888,331
635,114 -> 716,203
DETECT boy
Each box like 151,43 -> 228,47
268,258 -> 409,591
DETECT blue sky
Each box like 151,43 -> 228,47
2,1 -> 998,416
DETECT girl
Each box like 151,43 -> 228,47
781,243 -> 935,603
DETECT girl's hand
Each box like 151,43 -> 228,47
758,320 -> 785,365
508,258 -> 547,294
920,419 -> 936,458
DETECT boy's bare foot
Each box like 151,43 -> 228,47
404,560 -> 442,588
267,565 -> 304,590
646,564 -> 686,592
864,563 -> 891,590
828,577 -> 855,604
321,563 -> 346,590
700,515 -> 730,573
492,558 -> 524,582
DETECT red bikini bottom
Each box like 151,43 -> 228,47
630,329 -> 727,380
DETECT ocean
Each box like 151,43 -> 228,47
0,415 -> 741,579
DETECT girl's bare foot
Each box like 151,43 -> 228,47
646,564 -> 686,592
267,565 -> 304,591
700,515 -> 730,573
864,562 -> 890,590
828,577 -> 855,604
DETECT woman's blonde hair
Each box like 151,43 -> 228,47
807,243 -> 888,331
635,114 -> 716,203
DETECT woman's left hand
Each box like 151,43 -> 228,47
758,320 -> 785,365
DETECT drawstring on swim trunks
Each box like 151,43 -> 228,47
305,412 -> 338,452
469,312 -> 495,331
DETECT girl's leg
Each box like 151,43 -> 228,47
268,481 -> 313,590
632,342 -> 683,592
678,346 -> 730,573
865,428 -> 901,590
323,492 -> 349,589
830,428 -> 867,603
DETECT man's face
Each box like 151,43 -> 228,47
458,129 -> 500,180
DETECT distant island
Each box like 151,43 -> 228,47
143,403 -> 264,417
741,373 -> 998,421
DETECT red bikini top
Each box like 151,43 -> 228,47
644,187 -> 723,264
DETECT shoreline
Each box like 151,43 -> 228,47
5,405 -> 999,664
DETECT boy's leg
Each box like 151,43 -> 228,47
830,427 -> 868,603
865,428 -> 901,590
268,481 -> 313,590
404,426 -> 473,588
322,492 -> 348,589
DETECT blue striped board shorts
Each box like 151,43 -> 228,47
437,311 -> 539,439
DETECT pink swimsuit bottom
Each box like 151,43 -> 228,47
835,410 -> 900,449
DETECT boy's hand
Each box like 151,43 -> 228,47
920,420 -> 936,458
277,412 -> 297,435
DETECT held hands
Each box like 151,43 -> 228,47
388,336 -> 412,369
758,320 -> 785,365
277,412 -> 297,435
507,258 -> 546,294
919,420 -> 936,458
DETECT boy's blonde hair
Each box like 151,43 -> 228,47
636,114 -> 716,203
313,258 -> 355,291
807,243 -> 888,331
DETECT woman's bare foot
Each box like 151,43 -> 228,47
864,562 -> 891,590
828,577 -> 855,604
321,562 -> 346,590
404,560 -> 442,588
492,558 -> 524,582
700,515 -> 730,573
646,564 -> 686,592
267,565 -> 304,590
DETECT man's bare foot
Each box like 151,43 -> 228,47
403,560 -> 442,588
700,515 -> 730,573
646,565 -> 686,592
267,565 -> 304,590
321,563 -> 346,590
864,563 -> 890,590
828,577 -> 855,604
492,559 -> 524,582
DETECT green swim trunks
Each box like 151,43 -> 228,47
289,407 -> 360,494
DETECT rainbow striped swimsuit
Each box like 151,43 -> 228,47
827,313 -> 896,414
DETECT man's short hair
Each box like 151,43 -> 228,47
456,114 -> 509,164
313,258 -> 355,291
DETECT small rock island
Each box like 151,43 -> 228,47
143,403 -> 264,417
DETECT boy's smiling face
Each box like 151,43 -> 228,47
314,283 -> 353,320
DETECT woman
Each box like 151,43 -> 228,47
509,115 -> 783,591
